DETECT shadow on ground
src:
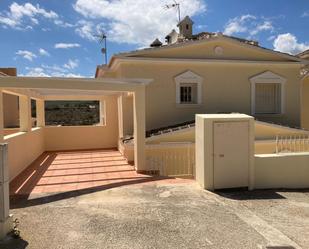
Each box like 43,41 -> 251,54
215,188 -> 309,200
10,176 -> 172,209
0,234 -> 28,249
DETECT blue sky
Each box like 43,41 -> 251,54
0,0 -> 308,78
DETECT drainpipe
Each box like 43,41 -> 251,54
0,143 -> 13,240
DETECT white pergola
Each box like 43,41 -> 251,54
0,76 -> 151,239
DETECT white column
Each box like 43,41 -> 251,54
117,94 -> 124,138
19,95 -> 32,132
99,98 -> 106,126
0,143 -> 13,239
36,99 -> 45,127
133,87 -> 146,172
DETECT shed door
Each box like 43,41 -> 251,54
213,122 -> 249,189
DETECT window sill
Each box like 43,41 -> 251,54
176,103 -> 202,108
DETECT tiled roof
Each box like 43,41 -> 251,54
146,120 -> 195,138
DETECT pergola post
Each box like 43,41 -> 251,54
133,87 -> 146,172
19,95 -> 32,132
117,94 -> 124,138
36,99 -> 45,127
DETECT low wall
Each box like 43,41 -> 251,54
4,128 -> 45,181
4,128 -> 20,136
255,153 -> 309,189
255,121 -> 308,140
45,126 -> 118,151
255,140 -> 276,154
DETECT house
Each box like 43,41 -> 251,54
96,16 -> 309,141
2,15 -> 309,241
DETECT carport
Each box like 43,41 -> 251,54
0,76 -> 151,238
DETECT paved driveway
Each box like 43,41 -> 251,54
2,180 -> 309,249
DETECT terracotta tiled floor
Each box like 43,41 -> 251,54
10,149 -> 156,195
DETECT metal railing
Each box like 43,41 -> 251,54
146,142 -> 195,177
276,134 -> 309,153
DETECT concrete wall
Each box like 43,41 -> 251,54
255,153 -> 309,189
4,128 -> 45,181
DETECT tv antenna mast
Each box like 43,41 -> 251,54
94,30 -> 108,65
164,0 -> 181,23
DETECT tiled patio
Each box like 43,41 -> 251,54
10,149 -> 156,196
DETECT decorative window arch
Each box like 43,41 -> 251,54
250,71 -> 286,115
174,70 -> 203,105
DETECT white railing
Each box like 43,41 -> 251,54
276,134 -> 309,153
146,142 -> 195,178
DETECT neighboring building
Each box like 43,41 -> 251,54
96,16 -> 309,137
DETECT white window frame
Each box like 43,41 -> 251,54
250,71 -> 286,115
175,70 -> 203,105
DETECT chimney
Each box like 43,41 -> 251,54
150,38 -> 163,48
177,16 -> 194,39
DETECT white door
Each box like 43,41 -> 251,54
213,122 -> 249,189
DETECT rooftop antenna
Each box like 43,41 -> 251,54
164,0 -> 181,23
94,30 -> 108,65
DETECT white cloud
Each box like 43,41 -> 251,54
0,2 -> 58,29
302,11 -> 309,17
39,48 -> 50,56
22,67 -> 50,77
224,15 -> 274,37
54,19 -> 75,28
273,33 -> 309,55
0,2 -> 75,30
54,43 -> 81,49
224,14 -> 256,36
75,20 -> 96,41
73,0 -> 206,46
23,66 -> 86,78
15,50 -> 37,61
64,59 -> 79,69
250,21 -> 273,36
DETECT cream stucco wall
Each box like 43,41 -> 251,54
301,76 -> 309,130
45,126 -> 118,151
115,62 -> 301,132
4,128 -> 45,181
255,153 -> 309,189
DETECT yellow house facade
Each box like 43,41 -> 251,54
96,32 -> 308,137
